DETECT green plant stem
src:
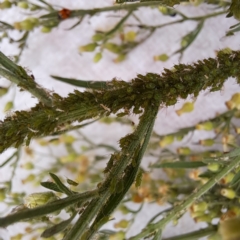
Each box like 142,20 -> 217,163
12,32 -> 29,63
129,155 -> 240,239
0,52 -> 52,106
63,104 -> 160,240
105,10 -> 134,37
8,148 -> 20,191
0,189 -> 99,227
83,102 -> 159,240
0,151 -> 17,167
153,229 -> 162,240
41,1 -> 182,20
153,109 -> 236,140
128,10 -> 226,29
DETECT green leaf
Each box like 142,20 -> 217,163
41,213 -> 76,238
51,75 -> 109,90
49,173 -> 73,196
198,171 -> 215,178
226,22 -> 240,36
151,161 -> 206,169
40,181 -> 62,193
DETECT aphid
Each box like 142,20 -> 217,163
67,178 -> 78,186
28,127 -> 39,133
58,8 -> 71,20
100,104 -> 110,112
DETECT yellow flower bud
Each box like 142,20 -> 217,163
191,201 -> 208,212
190,210 -> 205,218
109,231 -> 125,240
176,102 -> 194,116
60,134 -> 75,144
22,162 -> 34,170
24,191 -> 57,209
159,135 -> 174,147
124,31 -> 136,42
226,93 -> 240,110
220,172 -> 235,185
92,33 -> 104,42
158,6 -> 169,15
176,134 -> 184,141
196,121 -> 214,131
0,0 -> 11,9
22,173 -> 35,184
17,1 -> 29,9
0,87 -> 8,97
0,188 -> 6,201
4,101 -> 13,112
104,43 -> 122,54
119,205 -> 129,215
177,147 -> 191,155
199,139 -> 214,146
93,52 -> 102,63
114,219 -> 129,229
60,153 -> 77,163
158,6 -> 176,16
235,127 -> 240,134
208,163 -> 220,172
41,26 -> 51,33
154,54 -> 169,62
113,54 -> 126,63
15,20 -> 31,31
221,188 -> 236,199
79,43 -> 97,52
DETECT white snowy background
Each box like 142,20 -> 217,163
0,0 -> 240,239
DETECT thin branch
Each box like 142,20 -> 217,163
40,1 -> 182,20
63,104 -> 160,240
129,155 -> 240,239
0,189 -> 99,227
0,52 -> 53,106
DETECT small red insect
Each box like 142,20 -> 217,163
58,8 -> 71,20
